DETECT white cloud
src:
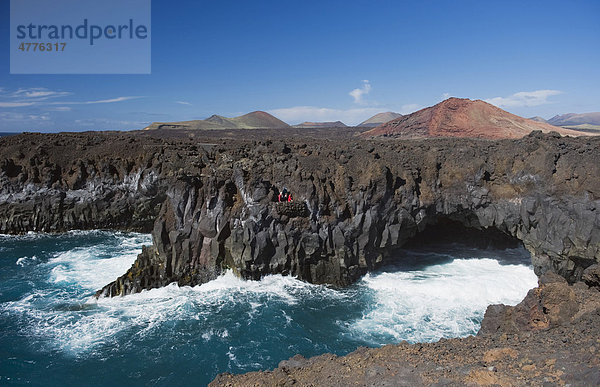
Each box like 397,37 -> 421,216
0,112 -> 50,121
399,104 -> 422,114
74,117 -> 148,129
441,92 -> 451,100
43,96 -> 142,105
12,88 -> 71,100
80,96 -> 141,104
269,106 -> 384,126
0,87 -> 69,108
0,90 -> 142,120
0,102 -> 35,108
269,99 -> 423,125
175,101 -> 192,105
485,90 -> 562,108
0,87 -> 141,108
349,80 -> 371,104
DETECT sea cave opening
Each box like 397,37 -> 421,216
348,218 -> 538,344
381,217 -> 532,272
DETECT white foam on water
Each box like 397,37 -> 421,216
47,233 -> 151,290
49,247 -> 137,289
2,229 -> 100,241
1,231 -> 538,358
201,328 -> 230,341
94,271 -> 339,321
1,232 -> 153,353
347,258 -> 537,344
83,273 -> 338,353
16,256 -> 38,266
3,268 -> 340,355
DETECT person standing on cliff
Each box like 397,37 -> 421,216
278,188 -> 293,202
278,188 -> 288,202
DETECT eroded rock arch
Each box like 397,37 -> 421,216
97,134 -> 599,296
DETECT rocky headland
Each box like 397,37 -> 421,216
0,128 -> 599,384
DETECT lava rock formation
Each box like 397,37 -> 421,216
0,130 -> 598,297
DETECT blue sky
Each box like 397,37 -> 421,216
1,0 -> 599,131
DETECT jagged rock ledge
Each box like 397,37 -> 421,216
97,130 -> 599,296
0,130 -> 598,296
0,132 -> 170,233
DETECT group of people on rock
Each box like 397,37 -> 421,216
278,188 -> 293,202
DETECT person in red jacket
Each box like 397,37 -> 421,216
278,188 -> 288,202
278,188 -> 293,202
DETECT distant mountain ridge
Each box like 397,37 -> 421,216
144,111 -> 289,130
362,98 -> 590,139
548,112 -> 600,127
293,121 -> 347,128
142,105 -> 600,136
358,112 -> 403,127
528,116 -> 548,123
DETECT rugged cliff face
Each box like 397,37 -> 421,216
0,133 -> 170,233
0,131 -> 598,297
98,130 -> 599,296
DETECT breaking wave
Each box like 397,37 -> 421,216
0,231 -> 537,385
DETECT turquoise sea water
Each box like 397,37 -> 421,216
0,231 -> 537,385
